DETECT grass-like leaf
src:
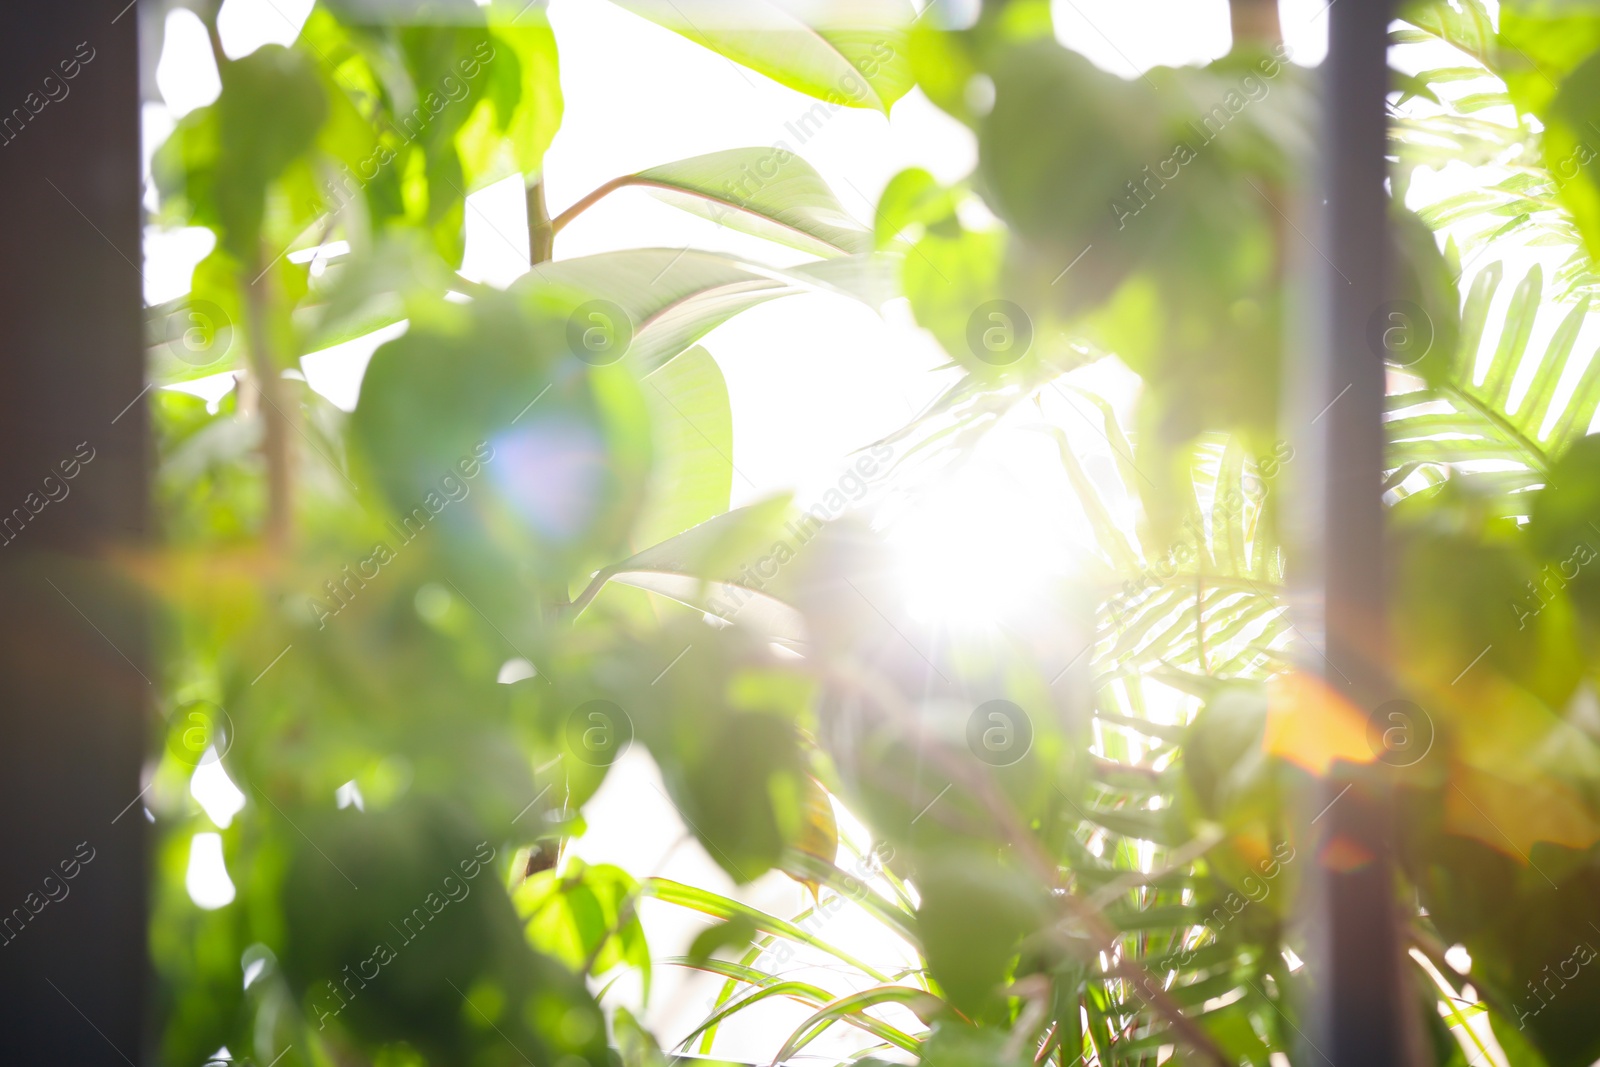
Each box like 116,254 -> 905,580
642,877 -> 895,982
770,985 -> 939,1061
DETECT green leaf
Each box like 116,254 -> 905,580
634,346 -> 734,548
1497,0 -> 1600,119
349,289 -> 653,588
1519,296 -> 1589,437
572,497 -> 806,644
517,248 -> 890,375
613,1006 -> 672,1067
1080,807 -> 1190,849
514,861 -> 649,1000
154,44 -> 329,260
607,0 -> 915,114
770,985 -> 935,1060
1483,264 -> 1542,408
686,914 -> 759,965
454,6 -> 563,185
629,147 -> 872,257
277,801 -> 610,1066
1387,260 -> 1600,501
1546,50 -> 1600,262
677,979 -> 836,1049
900,221 -> 1009,372
874,167 -> 959,248
916,1020 -> 1031,1067
643,878 -> 895,981
913,848 -> 1048,1022
1397,0 -> 1496,70
1043,426 -> 1140,573
145,251 -> 248,385
660,712 -> 808,882
778,849 -> 922,948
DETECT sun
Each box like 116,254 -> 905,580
885,424 -> 1088,631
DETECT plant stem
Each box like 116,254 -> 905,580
527,178 -> 554,264
548,174 -> 638,235
1229,0 -> 1282,47
246,257 -> 292,552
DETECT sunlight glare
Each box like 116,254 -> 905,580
186,832 -> 237,910
889,431 -> 1076,629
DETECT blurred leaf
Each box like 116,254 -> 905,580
662,711 -> 808,881
1387,260 -> 1600,507
517,248 -> 890,375
627,147 -> 871,256
607,0 -> 915,114
1545,50 -> 1600,262
278,800 -> 609,1065
643,878 -> 894,980
777,849 -> 921,947
455,8 -> 563,185
686,914 -> 758,965
515,860 -> 650,1000
349,290 -> 653,589
634,346 -> 734,548
1496,0 -> 1600,118
575,497 -> 807,645
613,1006 -> 671,1067
771,985 -> 935,1059
914,847 -> 1048,1022
155,44 -> 329,260
875,166 -> 960,248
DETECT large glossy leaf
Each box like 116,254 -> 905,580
516,248 -> 894,375
572,496 -> 807,643
567,148 -> 871,257
607,0 -> 915,114
633,345 -> 734,548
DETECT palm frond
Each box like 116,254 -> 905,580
1388,261 -> 1600,506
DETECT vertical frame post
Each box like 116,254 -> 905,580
1297,1 -> 1412,1065
0,2 -> 149,1064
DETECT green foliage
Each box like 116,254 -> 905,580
143,2 -> 1600,1066
607,0 -> 916,114
156,44 -> 329,261
628,147 -> 874,257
